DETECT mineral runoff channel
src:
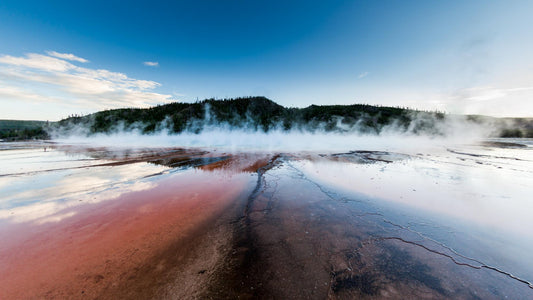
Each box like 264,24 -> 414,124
1,140 -> 533,299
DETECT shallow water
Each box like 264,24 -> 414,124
0,140 -> 532,299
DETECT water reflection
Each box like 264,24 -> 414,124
290,142 -> 533,292
299,144 -> 533,238
0,144 -> 268,225
0,143 -> 260,299
231,153 -> 533,298
1,140 -> 533,298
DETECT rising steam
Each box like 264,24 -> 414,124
49,101 -> 504,152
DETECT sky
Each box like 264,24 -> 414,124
0,0 -> 532,120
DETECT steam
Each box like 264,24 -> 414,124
49,103 -> 500,152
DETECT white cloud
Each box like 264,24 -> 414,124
353,84 -> 533,117
0,53 -> 75,72
143,61 -> 159,67
358,71 -> 369,79
0,51 -> 174,119
404,85 -> 533,117
0,85 -> 61,103
450,86 -> 533,102
46,51 -> 89,63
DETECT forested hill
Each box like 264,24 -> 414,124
2,97 -> 533,140
55,96 -> 448,135
0,120 -> 50,141
54,97 -> 533,137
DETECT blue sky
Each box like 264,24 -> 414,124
1,0 -> 532,120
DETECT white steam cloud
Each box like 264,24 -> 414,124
51,104 -> 498,153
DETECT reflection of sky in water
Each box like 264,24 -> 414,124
0,143 -> 255,225
0,147 -> 99,176
2,140 -> 533,285
0,142 -> 265,226
296,143 -> 533,279
0,147 -> 169,224
298,144 -> 533,237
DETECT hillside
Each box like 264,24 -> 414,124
3,97 -> 533,140
0,120 -> 51,141
54,97 -> 450,136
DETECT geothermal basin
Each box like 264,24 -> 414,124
1,139 -> 533,299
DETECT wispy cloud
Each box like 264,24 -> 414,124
452,86 -> 533,102
0,52 -> 173,118
0,53 -> 76,72
358,71 -> 369,79
46,51 -> 89,63
409,85 -> 533,117
143,61 -> 159,67
0,85 -> 61,103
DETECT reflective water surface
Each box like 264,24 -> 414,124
1,140 -> 532,299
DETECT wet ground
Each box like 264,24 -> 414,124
1,139 -> 533,299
